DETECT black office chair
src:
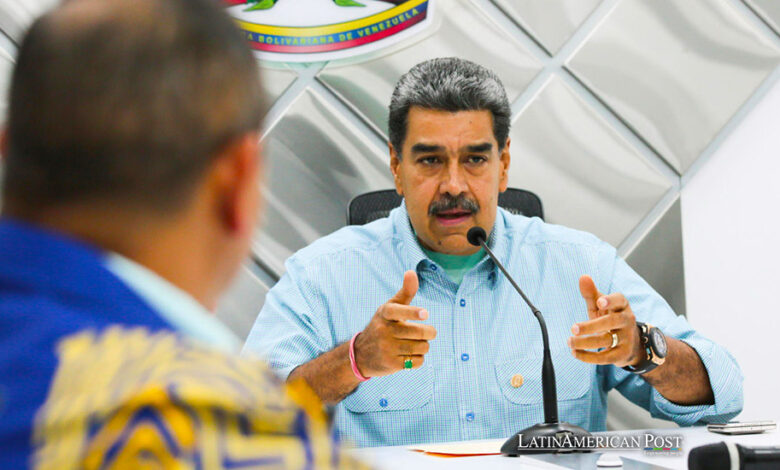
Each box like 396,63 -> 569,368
347,188 -> 544,225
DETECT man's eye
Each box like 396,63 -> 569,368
419,156 -> 440,165
467,155 -> 487,164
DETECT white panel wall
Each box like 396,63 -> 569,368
681,78 -> 780,421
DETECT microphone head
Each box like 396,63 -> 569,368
467,226 -> 487,246
688,442 -> 733,470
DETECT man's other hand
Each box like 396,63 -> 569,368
569,275 -> 644,368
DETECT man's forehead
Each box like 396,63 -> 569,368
405,107 -> 496,147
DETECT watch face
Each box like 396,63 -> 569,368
652,329 -> 667,357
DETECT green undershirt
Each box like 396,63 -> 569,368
421,246 -> 485,285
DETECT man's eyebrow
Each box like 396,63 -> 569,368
464,142 -> 493,153
411,143 -> 445,154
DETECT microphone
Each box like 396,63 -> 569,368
689,442 -> 780,470
467,226 -> 591,455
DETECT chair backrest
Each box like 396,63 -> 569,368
347,188 -> 544,225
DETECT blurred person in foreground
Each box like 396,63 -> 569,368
244,57 -> 743,447
0,0 -> 360,468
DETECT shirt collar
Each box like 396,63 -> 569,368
390,200 -> 511,286
392,200 -> 430,276
103,252 -> 241,353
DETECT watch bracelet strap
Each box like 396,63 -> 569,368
623,360 -> 659,375
622,322 -> 660,375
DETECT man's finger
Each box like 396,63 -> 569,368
397,355 -> 425,369
394,339 -> 430,356
571,347 -> 623,365
571,313 -> 631,336
381,303 -> 428,322
391,322 -> 437,340
568,332 -> 613,351
596,293 -> 629,312
579,275 -> 601,319
388,270 -> 419,305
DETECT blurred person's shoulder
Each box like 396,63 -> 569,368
33,326 -> 360,469
35,326 -> 292,420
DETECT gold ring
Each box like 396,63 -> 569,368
403,356 -> 413,369
610,332 -> 619,349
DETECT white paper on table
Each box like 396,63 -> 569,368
406,440 -> 572,469
407,439 -> 503,456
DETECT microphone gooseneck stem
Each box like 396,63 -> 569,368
477,239 -> 559,424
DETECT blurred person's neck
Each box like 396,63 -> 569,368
3,197 -> 228,312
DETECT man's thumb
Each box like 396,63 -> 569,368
389,270 -> 418,305
579,275 -> 600,312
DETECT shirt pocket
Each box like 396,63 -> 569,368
494,351 -> 591,405
341,365 -> 434,413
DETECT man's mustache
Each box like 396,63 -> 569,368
428,194 -> 480,216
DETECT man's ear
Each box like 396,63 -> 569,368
211,132 -> 262,236
499,137 -> 511,193
389,142 -> 403,197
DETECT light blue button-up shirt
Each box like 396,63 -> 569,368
243,203 -> 743,447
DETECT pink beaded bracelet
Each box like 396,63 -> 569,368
349,332 -> 370,382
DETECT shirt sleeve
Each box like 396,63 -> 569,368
242,255 -> 335,381
597,242 -> 744,425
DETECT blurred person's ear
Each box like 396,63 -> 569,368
209,132 -> 263,238
0,128 -> 7,162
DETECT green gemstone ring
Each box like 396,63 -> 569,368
403,357 -> 413,370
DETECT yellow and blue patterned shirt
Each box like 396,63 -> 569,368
244,202 -> 743,447
0,219 -> 365,469
34,327 -> 358,469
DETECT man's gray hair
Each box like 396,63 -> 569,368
388,57 -> 511,156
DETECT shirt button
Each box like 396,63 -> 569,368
431,264 -> 438,271
511,374 -> 524,388
379,398 -> 388,408
465,412 -> 475,422
461,353 -> 469,362
488,272 -> 496,280
459,298 -> 466,307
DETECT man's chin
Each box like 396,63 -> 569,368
427,233 -> 481,256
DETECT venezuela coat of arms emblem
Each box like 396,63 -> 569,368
222,0 -> 434,62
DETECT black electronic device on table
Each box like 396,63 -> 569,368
689,441 -> 780,470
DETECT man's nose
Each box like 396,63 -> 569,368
439,164 -> 468,196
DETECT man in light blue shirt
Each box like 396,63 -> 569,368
244,58 -> 743,447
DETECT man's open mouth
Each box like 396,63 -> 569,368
435,209 -> 472,226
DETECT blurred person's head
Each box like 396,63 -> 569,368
387,58 -> 511,255
1,0 -> 265,309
